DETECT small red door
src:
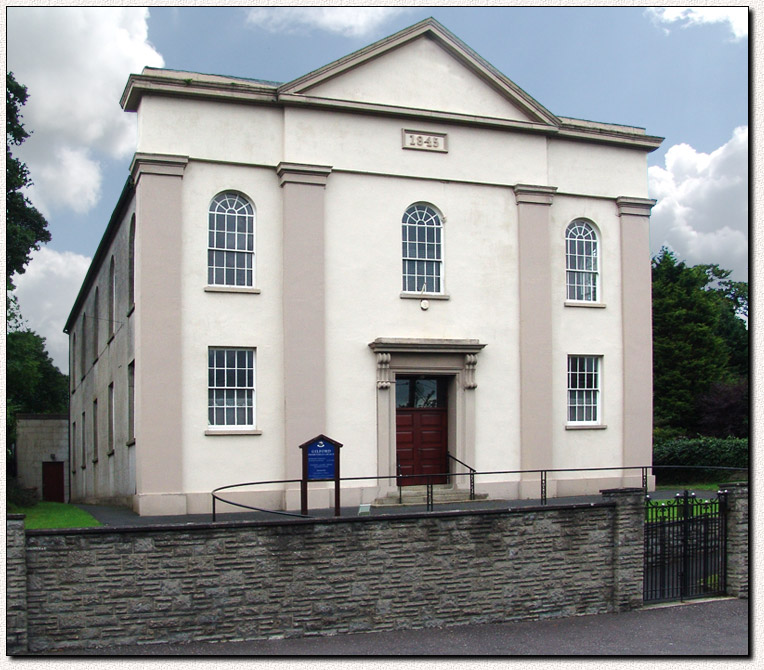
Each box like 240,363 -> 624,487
395,376 -> 448,486
42,461 -> 65,502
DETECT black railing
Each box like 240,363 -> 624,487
211,465 -> 747,521
447,454 -> 476,500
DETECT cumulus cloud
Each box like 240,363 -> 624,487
14,248 -> 93,373
6,7 -> 163,215
646,7 -> 748,41
245,7 -> 411,38
648,126 -> 748,279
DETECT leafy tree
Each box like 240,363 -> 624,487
6,329 -> 69,443
5,74 -> 67,475
7,71 -> 50,290
652,248 -> 748,438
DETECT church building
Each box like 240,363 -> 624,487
64,18 -> 662,515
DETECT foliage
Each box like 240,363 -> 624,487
652,249 -> 748,437
6,501 -> 102,530
6,72 -> 50,289
5,73 -> 67,467
652,436 -> 748,484
7,476 -> 39,507
6,330 -> 69,447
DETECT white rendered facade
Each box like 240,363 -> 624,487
65,19 -> 661,515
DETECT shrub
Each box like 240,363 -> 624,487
653,436 -> 748,484
6,476 -> 39,508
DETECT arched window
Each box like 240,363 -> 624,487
402,203 -> 443,294
128,215 -> 136,307
565,220 -> 598,302
208,192 -> 255,287
108,256 -> 116,337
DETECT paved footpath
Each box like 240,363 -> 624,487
64,598 -> 747,656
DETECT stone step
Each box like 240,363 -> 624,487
372,486 -> 488,507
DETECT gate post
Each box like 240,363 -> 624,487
601,488 -> 644,612
724,483 -> 748,598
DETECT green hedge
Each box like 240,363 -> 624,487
653,436 -> 748,484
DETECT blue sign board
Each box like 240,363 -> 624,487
307,439 -> 336,480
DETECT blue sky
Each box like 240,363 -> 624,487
6,6 -> 750,372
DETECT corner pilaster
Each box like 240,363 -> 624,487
130,153 -> 188,514
616,197 -> 656,474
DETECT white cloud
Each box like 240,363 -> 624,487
648,126 -> 748,279
13,247 -> 93,374
646,7 -> 748,41
7,7 -> 164,215
245,7 -> 411,38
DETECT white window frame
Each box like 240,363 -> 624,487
565,220 -> 599,302
567,355 -> 602,425
207,192 -> 255,288
401,203 -> 444,295
207,348 -> 256,429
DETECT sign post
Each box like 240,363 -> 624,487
299,434 -> 343,516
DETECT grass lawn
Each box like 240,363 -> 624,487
7,501 -> 102,530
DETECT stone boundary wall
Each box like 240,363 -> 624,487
4,487 -> 744,654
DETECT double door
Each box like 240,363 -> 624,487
395,376 -> 448,486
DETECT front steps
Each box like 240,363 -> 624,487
372,485 -> 488,507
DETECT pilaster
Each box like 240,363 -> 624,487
616,197 -> 656,473
279,163 -> 332,492
130,153 -> 188,514
514,184 -> 556,491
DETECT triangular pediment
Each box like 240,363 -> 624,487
279,19 -> 559,127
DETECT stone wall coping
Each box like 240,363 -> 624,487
25,500 -> 617,537
7,514 -> 26,521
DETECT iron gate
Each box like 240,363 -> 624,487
644,490 -> 728,603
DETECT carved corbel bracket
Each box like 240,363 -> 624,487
464,354 -> 479,389
376,352 -> 392,389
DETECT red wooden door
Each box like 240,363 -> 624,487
396,409 -> 448,485
395,375 -> 449,486
42,461 -> 65,502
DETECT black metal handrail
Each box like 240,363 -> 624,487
447,453 -> 476,500
210,464 -> 747,521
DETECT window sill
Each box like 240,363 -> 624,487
107,449 -> 115,457
205,429 -> 262,436
205,286 -> 261,294
107,333 -> 115,345
80,464 -> 86,470
126,438 -> 136,448
565,424 -> 608,431
92,458 -> 98,464
565,301 -> 606,309
127,303 -> 135,318
400,292 -> 450,301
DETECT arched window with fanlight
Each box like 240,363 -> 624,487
208,192 -> 255,287
401,203 -> 443,294
565,220 -> 599,302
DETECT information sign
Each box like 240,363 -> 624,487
299,434 -> 343,516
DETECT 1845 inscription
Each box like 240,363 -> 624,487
402,129 -> 448,153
